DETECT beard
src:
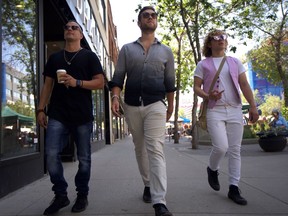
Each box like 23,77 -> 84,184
139,22 -> 157,33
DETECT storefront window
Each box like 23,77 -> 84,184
92,90 -> 105,141
1,0 -> 38,160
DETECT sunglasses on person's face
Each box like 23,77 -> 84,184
211,34 -> 227,41
63,25 -> 81,31
142,12 -> 158,19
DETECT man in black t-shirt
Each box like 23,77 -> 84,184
37,20 -> 104,215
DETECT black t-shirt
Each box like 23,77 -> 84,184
43,48 -> 103,126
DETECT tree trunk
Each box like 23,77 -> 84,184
191,93 -> 199,149
173,37 -> 183,144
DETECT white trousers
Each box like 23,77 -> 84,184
207,105 -> 243,186
124,101 -> 167,205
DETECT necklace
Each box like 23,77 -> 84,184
64,48 -> 83,65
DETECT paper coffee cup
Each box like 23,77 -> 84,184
56,69 -> 66,83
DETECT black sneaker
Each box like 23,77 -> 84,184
143,186 -> 152,203
207,166 -> 220,191
43,195 -> 70,215
153,204 -> 173,216
228,185 -> 247,205
71,195 -> 88,213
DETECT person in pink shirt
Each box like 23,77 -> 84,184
194,29 -> 259,205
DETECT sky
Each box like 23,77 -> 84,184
110,0 -> 143,48
109,0 -> 254,57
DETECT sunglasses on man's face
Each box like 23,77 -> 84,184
142,12 -> 158,19
63,25 -> 81,31
211,34 -> 227,41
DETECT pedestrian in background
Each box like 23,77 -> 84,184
37,20 -> 104,215
109,6 -> 175,216
269,109 -> 288,129
193,29 -> 259,205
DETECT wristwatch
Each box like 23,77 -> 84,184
76,79 -> 81,88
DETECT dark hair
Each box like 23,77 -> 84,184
138,6 -> 156,22
272,109 -> 279,116
66,19 -> 83,32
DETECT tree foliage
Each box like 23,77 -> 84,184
7,101 -> 35,119
156,1 -> 195,143
234,0 -> 288,106
241,89 -> 263,106
258,94 -> 284,117
2,0 -> 37,111
248,43 -> 288,84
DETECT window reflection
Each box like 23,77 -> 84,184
92,90 -> 105,141
1,0 -> 37,159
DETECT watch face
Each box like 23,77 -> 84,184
77,80 -> 81,87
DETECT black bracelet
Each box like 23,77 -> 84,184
36,109 -> 45,115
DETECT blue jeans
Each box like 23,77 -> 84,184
45,119 -> 92,196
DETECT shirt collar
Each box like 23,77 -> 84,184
134,37 -> 161,45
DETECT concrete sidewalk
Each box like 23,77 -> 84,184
0,135 -> 287,216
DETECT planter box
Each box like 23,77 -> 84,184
258,136 -> 287,152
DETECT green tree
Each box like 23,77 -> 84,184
258,94 -> 284,117
281,106 -> 288,119
234,0 -> 288,106
2,0 -> 37,113
157,2 -> 194,143
7,101 -> 35,119
241,89 -> 263,106
178,108 -> 186,118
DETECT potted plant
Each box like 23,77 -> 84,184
256,126 -> 288,152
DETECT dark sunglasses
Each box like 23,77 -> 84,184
211,34 -> 227,41
63,25 -> 81,31
142,12 -> 158,19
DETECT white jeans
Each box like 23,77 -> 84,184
207,105 -> 243,186
124,101 -> 167,205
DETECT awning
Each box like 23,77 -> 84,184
179,117 -> 191,123
2,106 -> 34,123
169,116 -> 191,123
